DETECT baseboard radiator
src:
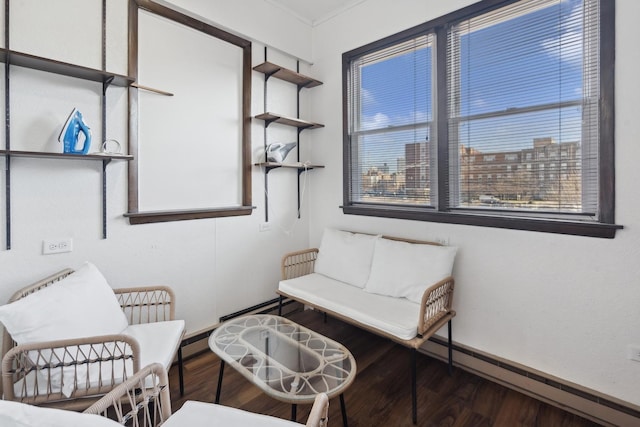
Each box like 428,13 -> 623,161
422,337 -> 640,426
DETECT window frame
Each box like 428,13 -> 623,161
341,0 -> 619,238
126,0 -> 253,225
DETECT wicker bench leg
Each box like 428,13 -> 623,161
448,319 -> 454,375
178,346 -> 185,396
411,348 -> 417,424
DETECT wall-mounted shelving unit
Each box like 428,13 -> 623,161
1,0 -> 134,250
253,52 -> 324,222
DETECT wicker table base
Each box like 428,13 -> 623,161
209,314 -> 356,425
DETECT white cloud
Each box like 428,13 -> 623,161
362,112 -> 390,130
541,1 -> 583,67
361,88 -> 376,109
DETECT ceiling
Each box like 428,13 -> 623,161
266,0 -> 368,26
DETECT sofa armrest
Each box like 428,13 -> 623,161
417,276 -> 455,337
281,248 -> 319,280
1,334 -> 141,408
115,286 -> 176,324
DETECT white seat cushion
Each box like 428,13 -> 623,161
0,399 -> 121,427
279,273 -> 420,341
164,401 -> 303,427
59,320 -> 185,396
123,319 -> 185,371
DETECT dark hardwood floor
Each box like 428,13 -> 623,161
167,309 -> 603,427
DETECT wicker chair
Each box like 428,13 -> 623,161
85,363 -> 330,427
84,363 -> 172,426
0,363 -> 170,427
0,265 -> 185,411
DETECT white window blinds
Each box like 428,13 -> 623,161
447,0 -> 600,216
347,35 -> 435,205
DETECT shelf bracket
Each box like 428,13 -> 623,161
101,158 -> 111,239
102,75 -> 114,96
264,168 -> 269,222
264,164 -> 282,174
4,155 -> 10,250
264,69 -> 280,82
263,118 -> 278,128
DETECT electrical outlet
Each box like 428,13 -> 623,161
627,345 -> 640,362
259,222 -> 271,232
42,238 -> 73,255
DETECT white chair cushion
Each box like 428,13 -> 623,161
279,273 -> 420,340
123,320 -> 185,371
0,399 -> 121,427
364,239 -> 457,303
313,228 -> 379,288
0,262 -> 128,345
164,400 -> 304,426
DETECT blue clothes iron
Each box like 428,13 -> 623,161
58,108 -> 92,154
266,142 -> 297,163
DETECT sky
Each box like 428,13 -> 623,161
356,0 -> 587,171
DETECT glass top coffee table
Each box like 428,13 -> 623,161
209,314 -> 356,425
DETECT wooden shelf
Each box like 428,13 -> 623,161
253,61 -> 322,88
255,161 -> 325,172
0,49 -> 134,86
254,112 -> 324,130
1,150 -> 133,161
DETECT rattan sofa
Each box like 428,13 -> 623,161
0,263 -> 185,411
277,229 -> 457,425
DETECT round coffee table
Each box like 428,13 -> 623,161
209,314 -> 356,425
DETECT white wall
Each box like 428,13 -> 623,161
0,0 -> 314,336
308,0 -> 640,407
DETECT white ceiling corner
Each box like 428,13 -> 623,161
265,0 -> 368,26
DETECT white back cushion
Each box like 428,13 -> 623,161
0,262 -> 128,345
364,238 -> 457,303
313,228 -> 379,288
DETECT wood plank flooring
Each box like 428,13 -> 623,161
167,309 -> 603,427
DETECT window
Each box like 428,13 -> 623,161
342,0 -> 618,238
346,35 -> 434,204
